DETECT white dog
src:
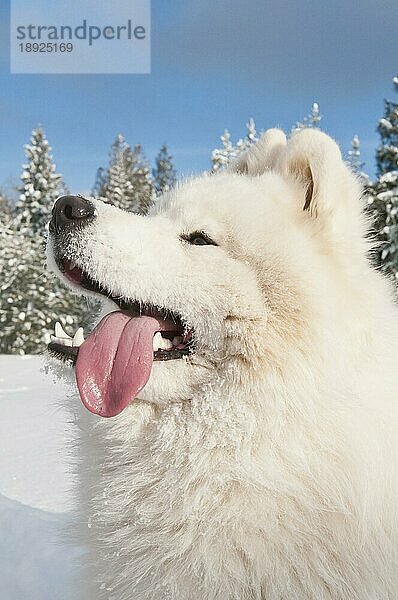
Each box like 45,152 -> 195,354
47,129 -> 398,600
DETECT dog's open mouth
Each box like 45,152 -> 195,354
48,257 -> 194,418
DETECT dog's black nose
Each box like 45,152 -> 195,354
50,195 -> 95,233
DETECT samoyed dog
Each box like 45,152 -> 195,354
47,129 -> 398,600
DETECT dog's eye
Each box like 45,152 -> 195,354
182,232 -> 218,246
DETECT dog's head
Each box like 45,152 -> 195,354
47,129 -> 366,417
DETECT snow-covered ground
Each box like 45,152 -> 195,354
0,355 -> 83,600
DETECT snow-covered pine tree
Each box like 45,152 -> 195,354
211,130 -> 236,172
92,166 -> 106,198
211,118 -> 258,171
15,127 -> 65,235
0,191 -> 12,225
293,102 -> 322,132
368,76 -> 398,276
348,135 -> 363,173
153,144 -> 176,194
377,78 -> 398,176
0,221 -> 95,355
236,117 -> 258,153
95,135 -> 154,214
95,134 -> 128,205
347,135 -> 371,185
0,127 -> 96,354
129,144 -> 154,214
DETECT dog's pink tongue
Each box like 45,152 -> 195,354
75,311 -> 161,418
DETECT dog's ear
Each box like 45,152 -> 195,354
278,129 -> 365,244
278,129 -> 344,216
232,128 -> 287,175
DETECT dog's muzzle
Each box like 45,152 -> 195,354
49,195 -> 96,234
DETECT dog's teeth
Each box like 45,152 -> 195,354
172,336 -> 182,346
51,335 -> 72,347
153,332 -> 162,351
160,337 -> 173,350
72,327 -> 85,347
68,261 -> 76,270
55,321 -> 71,339
152,333 -> 173,351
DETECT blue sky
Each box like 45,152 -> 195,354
0,0 -> 397,195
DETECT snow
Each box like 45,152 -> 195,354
379,170 -> 398,184
0,355 -> 83,600
379,118 -> 393,131
378,190 -> 396,201
211,119 -> 258,171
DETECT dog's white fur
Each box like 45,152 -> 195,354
50,129 -> 398,599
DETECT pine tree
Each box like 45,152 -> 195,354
368,77 -> 398,276
0,221 -> 95,355
211,118 -> 258,171
96,134 -> 129,206
293,102 -> 322,132
211,130 -> 236,172
92,166 -> 106,198
377,78 -> 398,176
129,144 -> 154,214
348,135 -> 363,173
237,117 -> 258,152
0,191 -> 12,225
95,134 -> 154,214
153,144 -> 176,194
0,127 -> 95,354
15,127 -> 65,235
347,135 -> 371,185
